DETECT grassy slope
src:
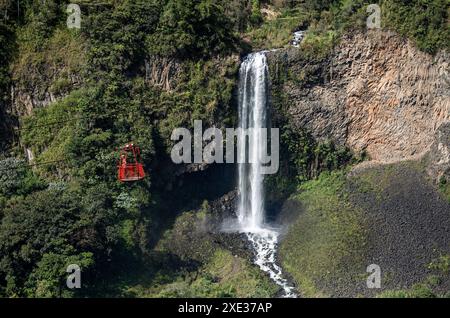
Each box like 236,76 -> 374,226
152,248 -> 278,298
280,162 -> 450,298
116,207 -> 278,298
245,7 -> 309,50
279,171 -> 367,297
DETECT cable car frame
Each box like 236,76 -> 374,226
117,143 -> 146,182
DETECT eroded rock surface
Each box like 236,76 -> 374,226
268,31 -> 449,171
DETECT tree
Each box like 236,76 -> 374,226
25,250 -> 94,298
0,188 -> 99,296
250,0 -> 263,26
146,0 -> 236,57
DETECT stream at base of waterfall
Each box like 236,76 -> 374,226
247,229 -> 297,298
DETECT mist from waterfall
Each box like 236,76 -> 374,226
236,52 -> 297,298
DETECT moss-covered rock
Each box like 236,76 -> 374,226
280,162 -> 450,297
279,171 -> 367,297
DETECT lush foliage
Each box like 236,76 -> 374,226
0,1 -> 18,149
1,0 -> 448,298
0,0 -> 241,297
300,0 -> 449,55
153,248 -> 277,298
246,7 -> 309,50
147,0 -> 237,57
381,0 -> 449,54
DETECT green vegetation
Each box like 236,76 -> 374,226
110,207 -> 278,298
279,171 -> 367,297
1,0 -> 448,298
439,176 -> 450,204
147,0 -> 237,57
151,248 -> 277,298
150,205 -> 278,297
280,160 -> 450,297
13,28 -> 85,100
377,283 -> 437,298
265,123 -> 355,204
377,272 -> 450,298
20,90 -> 83,175
266,53 -> 358,202
428,254 -> 450,275
245,7 -> 309,50
296,0 -> 449,57
0,158 -> 45,199
0,0 -> 242,297
0,0 -> 17,149
381,0 -> 449,54
0,188 -> 95,297
156,208 -> 217,264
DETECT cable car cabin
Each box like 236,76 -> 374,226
118,144 -> 146,182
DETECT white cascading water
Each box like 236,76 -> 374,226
236,52 -> 297,298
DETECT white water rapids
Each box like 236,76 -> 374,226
235,52 -> 297,298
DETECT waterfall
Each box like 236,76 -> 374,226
237,52 -> 267,230
236,52 -> 297,298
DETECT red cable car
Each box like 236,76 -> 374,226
117,143 -> 146,182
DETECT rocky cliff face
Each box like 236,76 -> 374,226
268,30 -> 449,178
10,31 -> 86,117
425,122 -> 450,182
